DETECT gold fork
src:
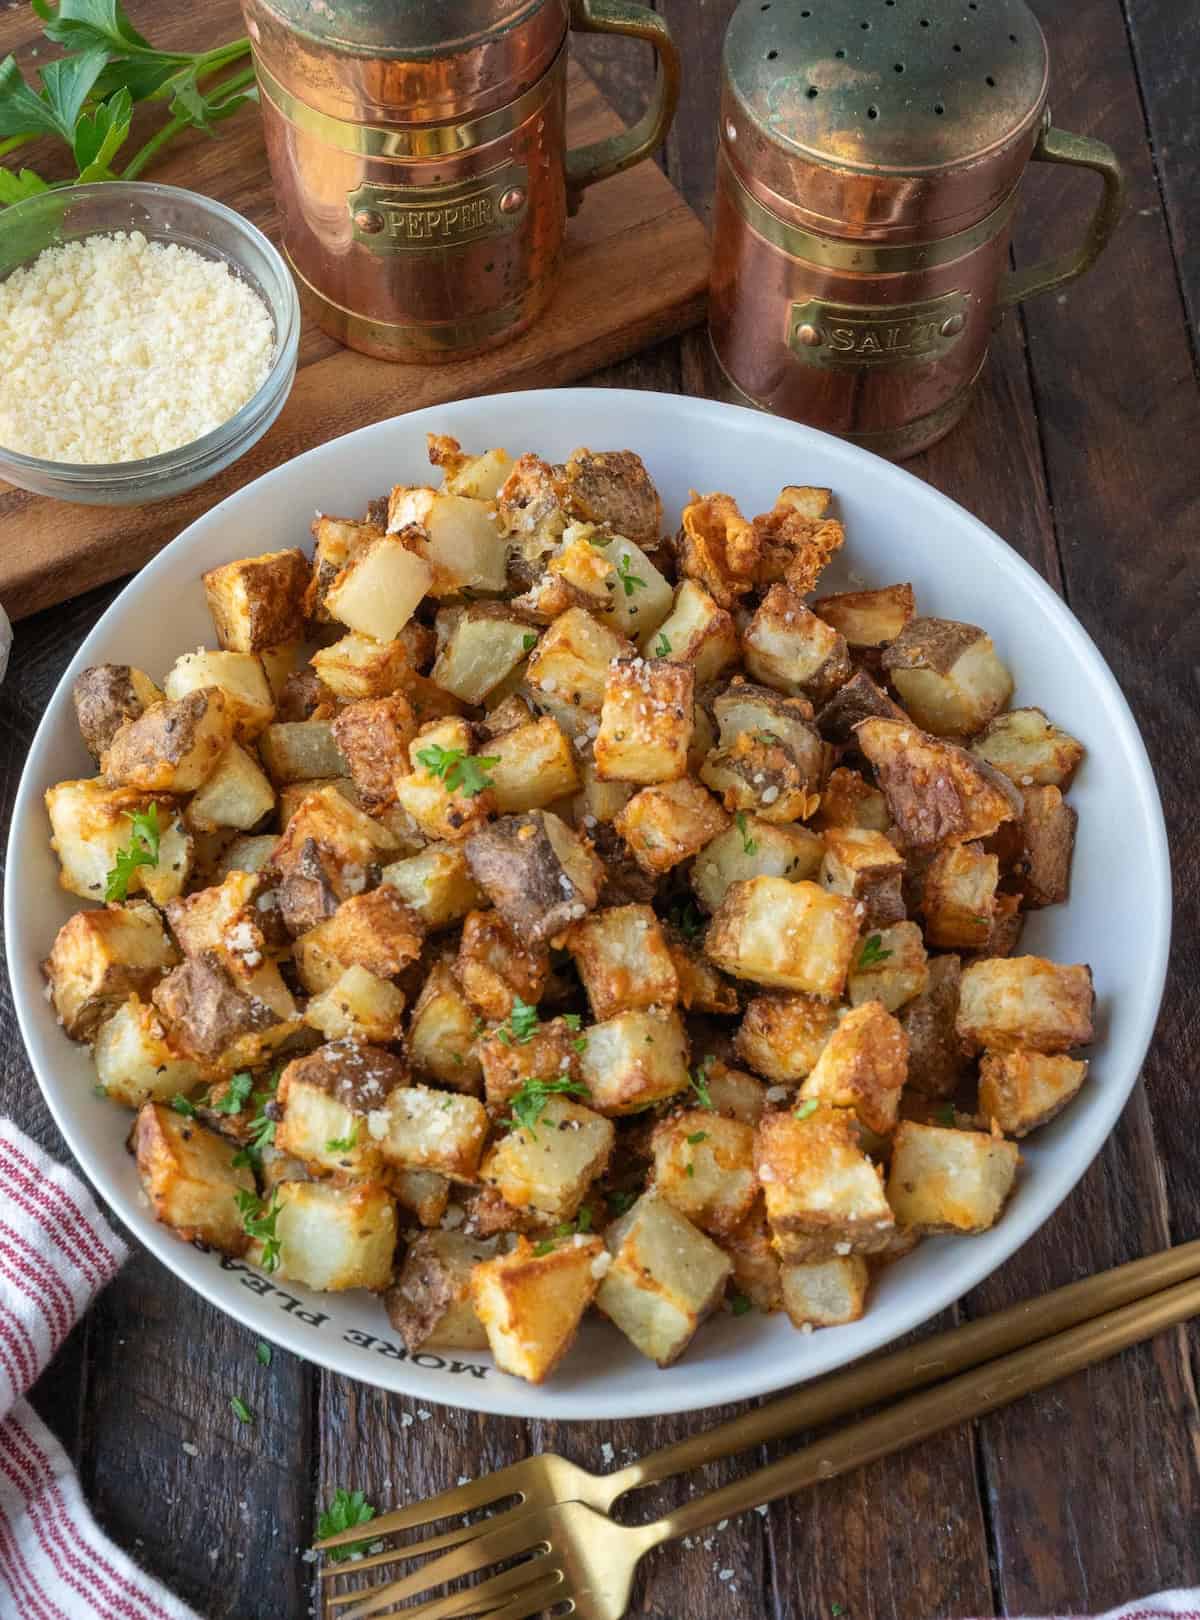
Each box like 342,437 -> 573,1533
318,1238 -> 1200,1605
321,1259 -> 1200,1619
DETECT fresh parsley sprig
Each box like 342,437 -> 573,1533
234,1187 -> 283,1274
495,994 -> 541,1046
655,632 -> 671,657
316,1488 -> 377,1564
104,802 -> 160,902
794,1098 -> 820,1122
689,1058 -> 714,1110
416,743 -> 498,798
857,933 -> 893,970
617,553 -> 646,597
326,1126 -> 359,1154
735,810 -> 758,856
505,1074 -> 588,1138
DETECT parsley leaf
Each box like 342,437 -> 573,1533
316,1487 -> 377,1564
857,933 -> 893,970
617,553 -> 647,597
735,810 -> 758,856
794,1098 -> 820,1122
532,1238 -> 557,1256
496,995 -> 541,1046
234,1188 -> 283,1274
685,1162 -> 695,1177
104,802 -> 161,901
212,1070 -> 254,1115
415,743 -> 498,798
667,899 -> 704,942
731,1293 -> 753,1317
686,1130 -> 709,1145
229,1395 -> 253,1425
505,1075 -> 589,1138
655,632 -> 671,657
560,1012 -> 582,1031
689,1060 -> 714,1110
608,1188 -> 639,1216
935,1103 -> 957,1127
522,632 -> 538,652
256,1341 -> 272,1367
326,1127 -> 358,1153
170,1092 -> 199,1118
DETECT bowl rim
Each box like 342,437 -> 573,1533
4,388 -> 1173,1419
0,179 -> 301,483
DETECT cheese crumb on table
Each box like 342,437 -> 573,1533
0,230 -> 274,463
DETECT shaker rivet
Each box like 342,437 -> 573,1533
499,187 -> 527,215
940,312 -> 965,336
795,321 -> 822,346
354,209 -> 385,235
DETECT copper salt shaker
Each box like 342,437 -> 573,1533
708,0 -> 1124,458
241,0 -> 680,363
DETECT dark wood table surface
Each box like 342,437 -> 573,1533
2,1 -> 1199,1615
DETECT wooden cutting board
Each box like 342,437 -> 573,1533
0,46 -> 708,621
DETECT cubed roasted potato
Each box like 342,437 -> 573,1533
780,1255 -> 870,1330
691,818 -> 823,914
304,965 -> 407,1045
665,932 -> 740,1015
310,632 -> 411,701
614,776 -> 729,875
43,901 -> 179,1039
294,887 -> 425,995
165,869 -> 265,964
455,909 -> 549,1020
566,904 -> 679,1020
381,843 -> 482,929
899,954 -> 966,1099
919,841 -> 1000,948
390,1168 -> 452,1229
187,742 -> 276,835
524,605 -> 633,715
856,719 -> 1021,853
526,526 -> 613,620
324,534 -> 433,640
650,1110 -> 757,1236
643,578 -> 739,683
819,828 -> 906,929
497,452 -> 566,559
798,1000 -> 908,1137
811,583 -> 915,651
386,488 -> 507,595
275,1040 -> 407,1177
699,733 -> 820,824
394,717 -> 495,842
755,1107 -> 894,1257
271,781 -> 398,881
813,766 -> 890,832
579,1007 -> 690,1115
713,679 -> 827,785
407,959 -> 484,1091
163,650 -> 273,743
73,664 -> 163,759
134,1101 -> 255,1254
1009,785 -> 1076,908
971,706 -> 1085,790
258,720 -> 348,785
704,877 -> 859,997
677,492 -> 758,608
478,1017 -> 580,1111
480,1096 -> 614,1220
429,434 -> 514,501
45,778 -> 189,905
743,584 -> 852,704
734,991 -> 839,1083
885,1122 -> 1019,1234
431,604 -> 538,705
307,515 -> 381,621
594,656 -> 694,784
263,1179 -> 398,1291
93,994 -> 204,1108
386,1229 -> 498,1352
816,669 -> 910,745
485,716 -> 580,813
375,1084 -> 490,1182
331,696 -> 416,808
596,1191 -> 732,1366
258,643 -> 307,708
978,1049 -> 1088,1136
700,1060 -> 768,1124
754,489 -> 841,591
150,949 -> 298,1071
102,688 -> 234,794
202,548 -> 310,653
471,1233 -> 605,1383
846,921 -> 929,1013
465,811 -> 600,945
723,1203 -> 782,1313
956,956 -> 1094,1054
881,618 -> 1013,738
560,446 -> 662,547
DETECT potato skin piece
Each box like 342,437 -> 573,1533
386,1230 -> 497,1353
855,718 -> 1021,853
203,548 -> 310,653
73,664 -> 159,759
151,949 -> 276,1064
561,447 -> 662,547
816,670 -> 909,745
103,689 -> 235,794
899,954 -> 966,1099
331,696 -> 416,808
465,811 -> 600,945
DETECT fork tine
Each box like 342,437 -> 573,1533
326,1512 -> 555,1620
341,1565 -> 565,1620
427,1570 -> 567,1620
317,1465 -> 534,1550
319,1511 -> 511,1582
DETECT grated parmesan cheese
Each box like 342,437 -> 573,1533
0,230 -> 274,463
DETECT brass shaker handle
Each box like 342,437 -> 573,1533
998,121 -> 1126,308
565,0 -> 681,215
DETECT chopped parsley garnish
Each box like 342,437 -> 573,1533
496,995 -> 541,1045
505,1074 -> 589,1138
617,553 -> 646,596
608,1188 -> 638,1216
212,1071 -> 254,1115
689,1059 -> 714,1110
667,899 -> 704,942
755,731 -> 781,746
857,933 -> 893,970
415,743 -> 499,798
326,1127 -> 358,1153
575,1205 -> 593,1233
104,804 -> 161,902
731,1293 -> 753,1317
234,1188 -> 283,1274
655,632 -> 671,657
572,1036 -> 588,1054
170,1093 -> 199,1118
256,1342 -> 272,1367
832,1605 -> 845,1617
317,1488 -> 377,1564
522,632 -> 538,651
935,1103 -> 957,1127
230,1395 -> 253,1425
685,1162 -> 695,1178
532,1238 -> 557,1256
794,1098 -> 820,1122
735,811 -> 758,856
534,1206 -> 596,1257
686,1131 -> 709,1145
587,530 -> 614,547
231,1071 -> 280,1171
561,1012 -> 582,1031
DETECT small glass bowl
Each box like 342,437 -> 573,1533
0,181 -> 300,506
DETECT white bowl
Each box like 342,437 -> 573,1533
4,389 -> 1170,1420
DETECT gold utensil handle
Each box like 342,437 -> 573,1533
565,0 -> 681,212
652,1273 -> 1200,1543
608,1239 -> 1200,1502
999,121 -> 1126,308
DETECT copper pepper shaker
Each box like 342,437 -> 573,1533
707,0 -> 1125,458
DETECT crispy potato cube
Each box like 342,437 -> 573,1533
310,632 -> 410,701
408,960 -> 485,1090
811,583 -> 915,650
294,888 -> 424,994
478,1016 -> 579,1111
455,910 -> 549,1020
847,921 -> 929,1013
331,696 -> 416,807
43,901 -> 179,1040
755,1107 -> 894,1255
93,995 -> 204,1108
899,954 -> 966,1098
723,1204 -> 782,1312
971,707 -> 1085,789
433,438 -> 514,502
705,877 -> 859,997
665,933 -> 739,1015
259,721 -> 347,786
643,578 -> 739,683
957,955 -> 1093,1054
856,718 -> 1021,853
394,716 -> 495,842
525,606 -> 633,714
103,689 -> 234,794
744,584 -> 852,704
698,1060 -> 767,1124
382,843 -> 482,929
799,1001 -> 908,1137
978,1049 -> 1088,1136
187,742 -> 276,834
45,778 -> 186,905
579,1007 -> 690,1116
615,777 -> 729,874
560,446 -> 662,547
431,604 -> 537,705
325,535 -> 433,640
202,549 -> 309,653
753,489 -> 840,590
480,1096 -> 615,1220
472,1233 -> 604,1383
485,716 -> 579,815
735,991 -> 838,1083
307,516 -> 381,622
886,1122 -> 1019,1234
921,841 -> 999,948
691,818 -> 823,915
134,1102 -> 255,1254
304,965 -> 407,1044
164,869 -> 264,963
678,492 -> 758,608
596,1191 -> 732,1365
164,650 -> 273,743
214,834 -> 279,879
274,1042 -> 403,1178
594,657 -> 694,785
465,811 -> 600,945
566,904 -> 679,1020
651,1110 -> 757,1236
593,535 -> 673,640
700,734 -> 820,824
1010,785 -> 1076,908
390,1168 -> 452,1229
713,680 -> 827,781
816,669 -> 910,745
151,950 -> 298,1071
376,1084 -> 489,1181
780,1255 -> 870,1329
73,664 -> 162,759
265,1180 -> 398,1291
386,1229 -> 497,1352
881,618 -> 1013,738
819,828 -> 906,929
386,488 -> 507,595
271,782 -> 398,882
814,766 -> 890,832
